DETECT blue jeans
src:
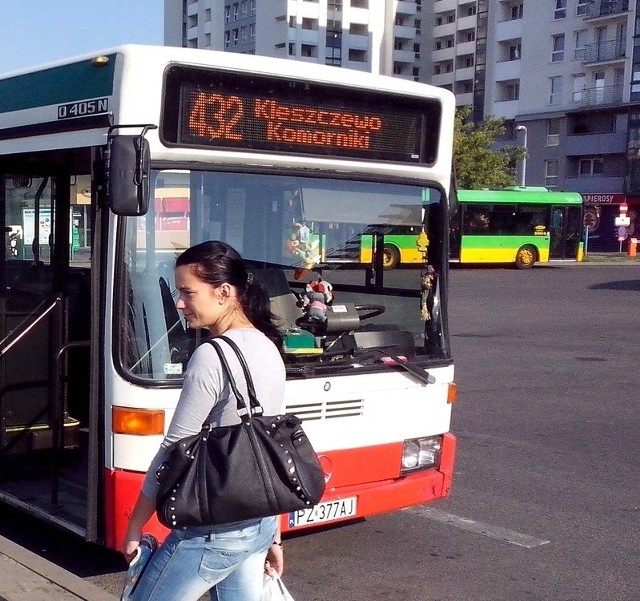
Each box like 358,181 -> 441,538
129,516 -> 277,601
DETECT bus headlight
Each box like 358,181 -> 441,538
401,436 -> 442,474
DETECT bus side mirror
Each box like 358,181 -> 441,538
107,134 -> 151,216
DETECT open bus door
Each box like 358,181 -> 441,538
0,169 -> 94,537
550,204 -> 583,259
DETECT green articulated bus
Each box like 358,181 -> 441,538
451,187 -> 584,269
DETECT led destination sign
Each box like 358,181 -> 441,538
162,66 -> 442,164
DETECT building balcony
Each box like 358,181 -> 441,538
455,66 -> 475,80
433,22 -> 456,37
396,0 -> 417,16
457,15 -> 477,31
434,0 -> 457,10
495,17 -> 523,41
584,0 -> 629,19
565,176 -> 624,193
582,39 -> 626,64
394,24 -> 416,40
393,49 -> 416,64
572,84 -> 624,106
566,131 -> 627,156
347,34 -> 369,50
455,92 -> 473,106
298,28 -> 320,44
431,72 -> 455,87
455,40 -> 476,56
433,47 -> 456,62
494,59 -> 521,81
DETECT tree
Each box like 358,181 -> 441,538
453,106 -> 526,190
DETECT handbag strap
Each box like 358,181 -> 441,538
205,338 -> 263,422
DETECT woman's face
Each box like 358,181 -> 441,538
175,264 -> 224,331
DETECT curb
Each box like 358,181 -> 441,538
0,535 -> 118,601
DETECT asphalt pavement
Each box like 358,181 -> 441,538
0,253 -> 637,601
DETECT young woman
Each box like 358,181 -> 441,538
122,241 -> 286,601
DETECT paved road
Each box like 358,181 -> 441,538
2,263 -> 639,601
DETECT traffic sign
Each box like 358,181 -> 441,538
615,215 -> 631,226
619,202 -> 629,215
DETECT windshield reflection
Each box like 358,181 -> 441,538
118,170 -> 448,381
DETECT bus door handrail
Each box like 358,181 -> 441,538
0,296 -> 61,358
0,297 -> 62,453
52,339 -> 90,507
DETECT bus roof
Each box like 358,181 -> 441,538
457,188 -> 583,206
0,44 -> 456,185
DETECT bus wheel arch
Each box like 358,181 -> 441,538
514,245 -> 537,269
382,244 -> 401,269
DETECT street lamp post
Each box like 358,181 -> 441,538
516,125 -> 527,187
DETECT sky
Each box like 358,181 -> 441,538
0,0 -> 165,76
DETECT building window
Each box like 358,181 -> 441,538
233,29 -> 239,45
224,6 -> 230,23
572,73 -> 586,102
289,43 -> 296,56
302,18 -> 318,30
511,3 -> 523,20
550,76 -> 563,104
460,29 -> 475,43
509,43 -> 522,61
579,158 -> 604,175
289,16 -> 296,28
506,82 -> 520,100
576,0 -> 588,16
250,23 -> 255,42
545,160 -> 559,188
205,8 -> 211,22
301,44 -> 318,57
241,0 -> 247,16
575,30 -> 588,60
224,30 -> 230,47
554,0 -> 566,19
250,0 -> 256,15
349,49 -> 367,62
233,3 -> 239,21
498,80 -> 520,101
240,26 -> 247,44
546,119 -> 561,146
552,34 -> 565,62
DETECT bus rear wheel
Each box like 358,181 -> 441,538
515,245 -> 537,269
382,244 -> 400,269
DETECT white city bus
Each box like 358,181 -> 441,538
0,45 -> 457,550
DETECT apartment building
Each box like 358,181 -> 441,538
164,0 -> 640,251
165,0 -> 425,79
429,0 -> 640,251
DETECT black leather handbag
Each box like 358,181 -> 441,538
155,335 -> 326,529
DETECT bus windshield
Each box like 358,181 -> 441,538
119,169 -> 448,380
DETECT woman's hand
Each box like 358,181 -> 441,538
265,542 -> 284,576
122,525 -> 142,563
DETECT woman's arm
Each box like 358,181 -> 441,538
121,491 -> 156,561
265,524 -> 284,576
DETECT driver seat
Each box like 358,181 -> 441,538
253,269 -> 304,331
